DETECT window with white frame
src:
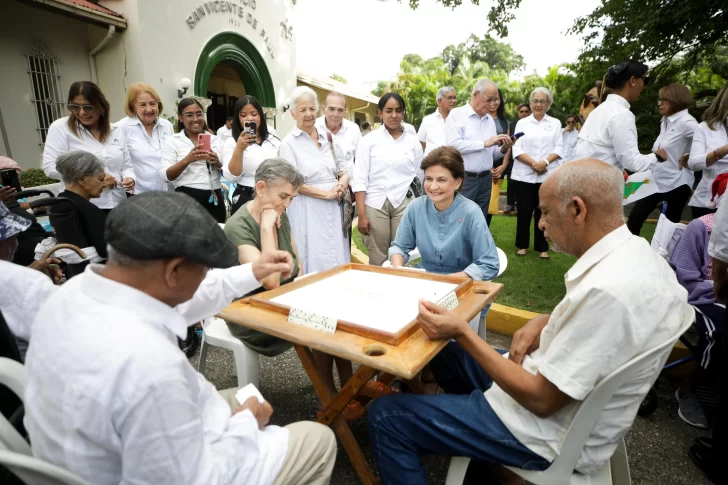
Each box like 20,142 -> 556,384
26,43 -> 65,145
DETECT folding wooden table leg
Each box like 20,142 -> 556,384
294,345 -> 381,485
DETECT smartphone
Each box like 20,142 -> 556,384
510,132 -> 525,142
0,169 -> 21,191
243,120 -> 257,136
198,133 -> 211,153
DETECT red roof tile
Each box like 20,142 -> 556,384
62,0 -> 124,19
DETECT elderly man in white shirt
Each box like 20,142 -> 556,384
445,78 -> 513,224
24,192 -> 336,485
368,159 -> 693,484
574,60 -> 667,173
316,92 -> 362,166
418,86 -> 457,157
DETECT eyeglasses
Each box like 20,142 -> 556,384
68,103 -> 95,113
531,99 -> 550,105
657,98 -> 670,104
444,95 -> 457,101
519,109 -> 530,114
182,112 -> 206,119
480,93 -> 500,105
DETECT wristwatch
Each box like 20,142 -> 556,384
655,152 -> 666,163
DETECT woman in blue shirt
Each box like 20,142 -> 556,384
389,146 -> 499,281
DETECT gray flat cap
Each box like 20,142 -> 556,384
105,192 -> 238,268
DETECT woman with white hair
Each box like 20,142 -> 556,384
279,86 -> 351,273
511,87 -> 564,260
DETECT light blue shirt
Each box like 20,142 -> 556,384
445,103 -> 505,173
388,194 -> 499,280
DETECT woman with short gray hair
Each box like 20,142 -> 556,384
222,157 -> 303,360
510,86 -> 564,260
56,150 -> 110,258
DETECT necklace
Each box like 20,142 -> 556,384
137,119 -> 161,151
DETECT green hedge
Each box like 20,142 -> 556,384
21,169 -> 58,188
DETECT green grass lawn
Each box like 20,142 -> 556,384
353,216 -> 656,314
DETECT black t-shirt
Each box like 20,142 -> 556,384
57,190 -> 108,258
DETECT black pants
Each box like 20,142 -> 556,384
175,186 -> 226,223
627,184 -> 691,235
511,179 -> 548,252
692,206 -> 717,220
230,185 -> 255,216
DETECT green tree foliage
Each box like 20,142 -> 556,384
440,34 -> 524,75
330,73 -> 348,84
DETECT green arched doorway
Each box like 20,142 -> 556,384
195,31 -> 276,108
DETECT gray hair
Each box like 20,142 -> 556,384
554,160 -> 624,220
472,78 -> 497,95
106,245 -> 144,267
56,150 -> 106,185
287,86 -> 319,112
436,86 -> 455,102
255,157 -> 304,189
530,87 -> 554,107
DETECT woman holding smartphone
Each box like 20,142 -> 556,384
160,98 -> 225,222
222,95 -> 281,215
43,81 -> 135,212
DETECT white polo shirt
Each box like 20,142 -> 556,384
688,119 -> 728,208
574,94 -> 658,172
216,125 -> 233,141
445,103 -> 504,173
315,117 -> 362,166
651,109 -> 698,193
25,264 -> 288,485
511,114 -> 564,184
418,109 -> 447,157
221,134 -> 281,187
486,225 -> 693,474
160,131 -> 224,190
43,117 -> 135,209
353,127 -> 423,210
115,116 -> 174,193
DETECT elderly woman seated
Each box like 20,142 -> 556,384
224,158 -> 389,419
56,150 -> 109,259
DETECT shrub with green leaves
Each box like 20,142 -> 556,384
20,168 -> 58,188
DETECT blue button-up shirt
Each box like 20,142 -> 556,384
445,103 -> 505,173
388,194 -> 499,280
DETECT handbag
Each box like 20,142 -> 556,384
408,176 -> 423,199
489,178 -> 503,215
326,132 -> 353,237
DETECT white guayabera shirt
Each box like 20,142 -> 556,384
418,109 -> 447,157
25,264 -> 289,485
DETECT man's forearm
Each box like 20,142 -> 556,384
455,328 -> 567,418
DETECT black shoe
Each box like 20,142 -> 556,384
689,444 -> 722,484
695,437 -> 713,451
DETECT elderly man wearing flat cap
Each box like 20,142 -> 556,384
23,192 -> 337,485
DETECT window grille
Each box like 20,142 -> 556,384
26,43 -> 65,145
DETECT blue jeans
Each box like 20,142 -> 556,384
369,342 -> 550,485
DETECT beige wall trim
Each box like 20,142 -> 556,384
22,0 -> 128,30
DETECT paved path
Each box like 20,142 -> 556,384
191,331 -> 712,485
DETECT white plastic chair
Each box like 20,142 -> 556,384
198,317 -> 260,389
0,449 -> 90,485
0,357 -> 32,456
444,317 -> 692,485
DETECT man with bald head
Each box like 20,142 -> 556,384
445,78 -> 513,225
368,159 -> 693,484
316,91 -> 362,166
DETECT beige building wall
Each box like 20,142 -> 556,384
0,2 -> 103,170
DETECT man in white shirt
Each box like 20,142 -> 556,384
368,159 -> 693,484
445,78 -> 513,224
315,92 -> 362,165
561,115 -> 580,163
24,192 -> 336,485
216,116 -> 234,141
418,86 -> 456,157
